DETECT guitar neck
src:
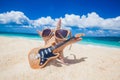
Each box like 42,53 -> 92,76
52,36 -> 75,50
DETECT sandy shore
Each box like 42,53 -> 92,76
0,36 -> 120,80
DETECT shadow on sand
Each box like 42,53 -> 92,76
49,54 -> 88,67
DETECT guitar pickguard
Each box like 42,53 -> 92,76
38,47 -> 56,65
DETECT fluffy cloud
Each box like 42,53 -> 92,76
61,14 -> 81,27
0,11 -> 29,25
62,12 -> 120,30
0,11 -> 120,30
32,16 -> 55,27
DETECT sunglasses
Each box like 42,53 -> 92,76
42,29 -> 71,40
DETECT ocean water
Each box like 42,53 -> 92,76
0,32 -> 120,48
0,32 -> 42,40
80,37 -> 120,48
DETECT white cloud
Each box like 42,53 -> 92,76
0,11 -> 120,30
87,30 -> 94,34
0,11 -> 29,24
80,12 -> 104,27
61,12 -> 120,30
32,16 -> 54,27
101,17 -> 120,30
97,30 -> 104,34
61,14 -> 80,27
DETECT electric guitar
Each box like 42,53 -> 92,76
28,34 -> 84,69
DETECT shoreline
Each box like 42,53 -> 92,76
0,36 -> 120,49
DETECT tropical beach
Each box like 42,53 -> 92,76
0,36 -> 120,80
1,0 -> 120,80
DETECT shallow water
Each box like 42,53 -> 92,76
0,32 -> 120,48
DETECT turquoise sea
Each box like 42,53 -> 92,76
0,32 -> 120,48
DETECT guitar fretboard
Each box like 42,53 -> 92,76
53,36 -> 75,50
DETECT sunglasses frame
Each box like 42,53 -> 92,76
41,28 -> 71,40
55,29 -> 71,40
41,28 -> 54,37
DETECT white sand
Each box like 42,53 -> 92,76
0,36 -> 120,80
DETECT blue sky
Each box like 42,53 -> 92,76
0,0 -> 120,36
0,0 -> 120,19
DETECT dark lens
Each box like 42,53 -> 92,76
55,29 -> 68,39
42,29 -> 51,37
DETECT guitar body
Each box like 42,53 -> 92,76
28,47 -> 59,69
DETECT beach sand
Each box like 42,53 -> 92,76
0,36 -> 120,80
